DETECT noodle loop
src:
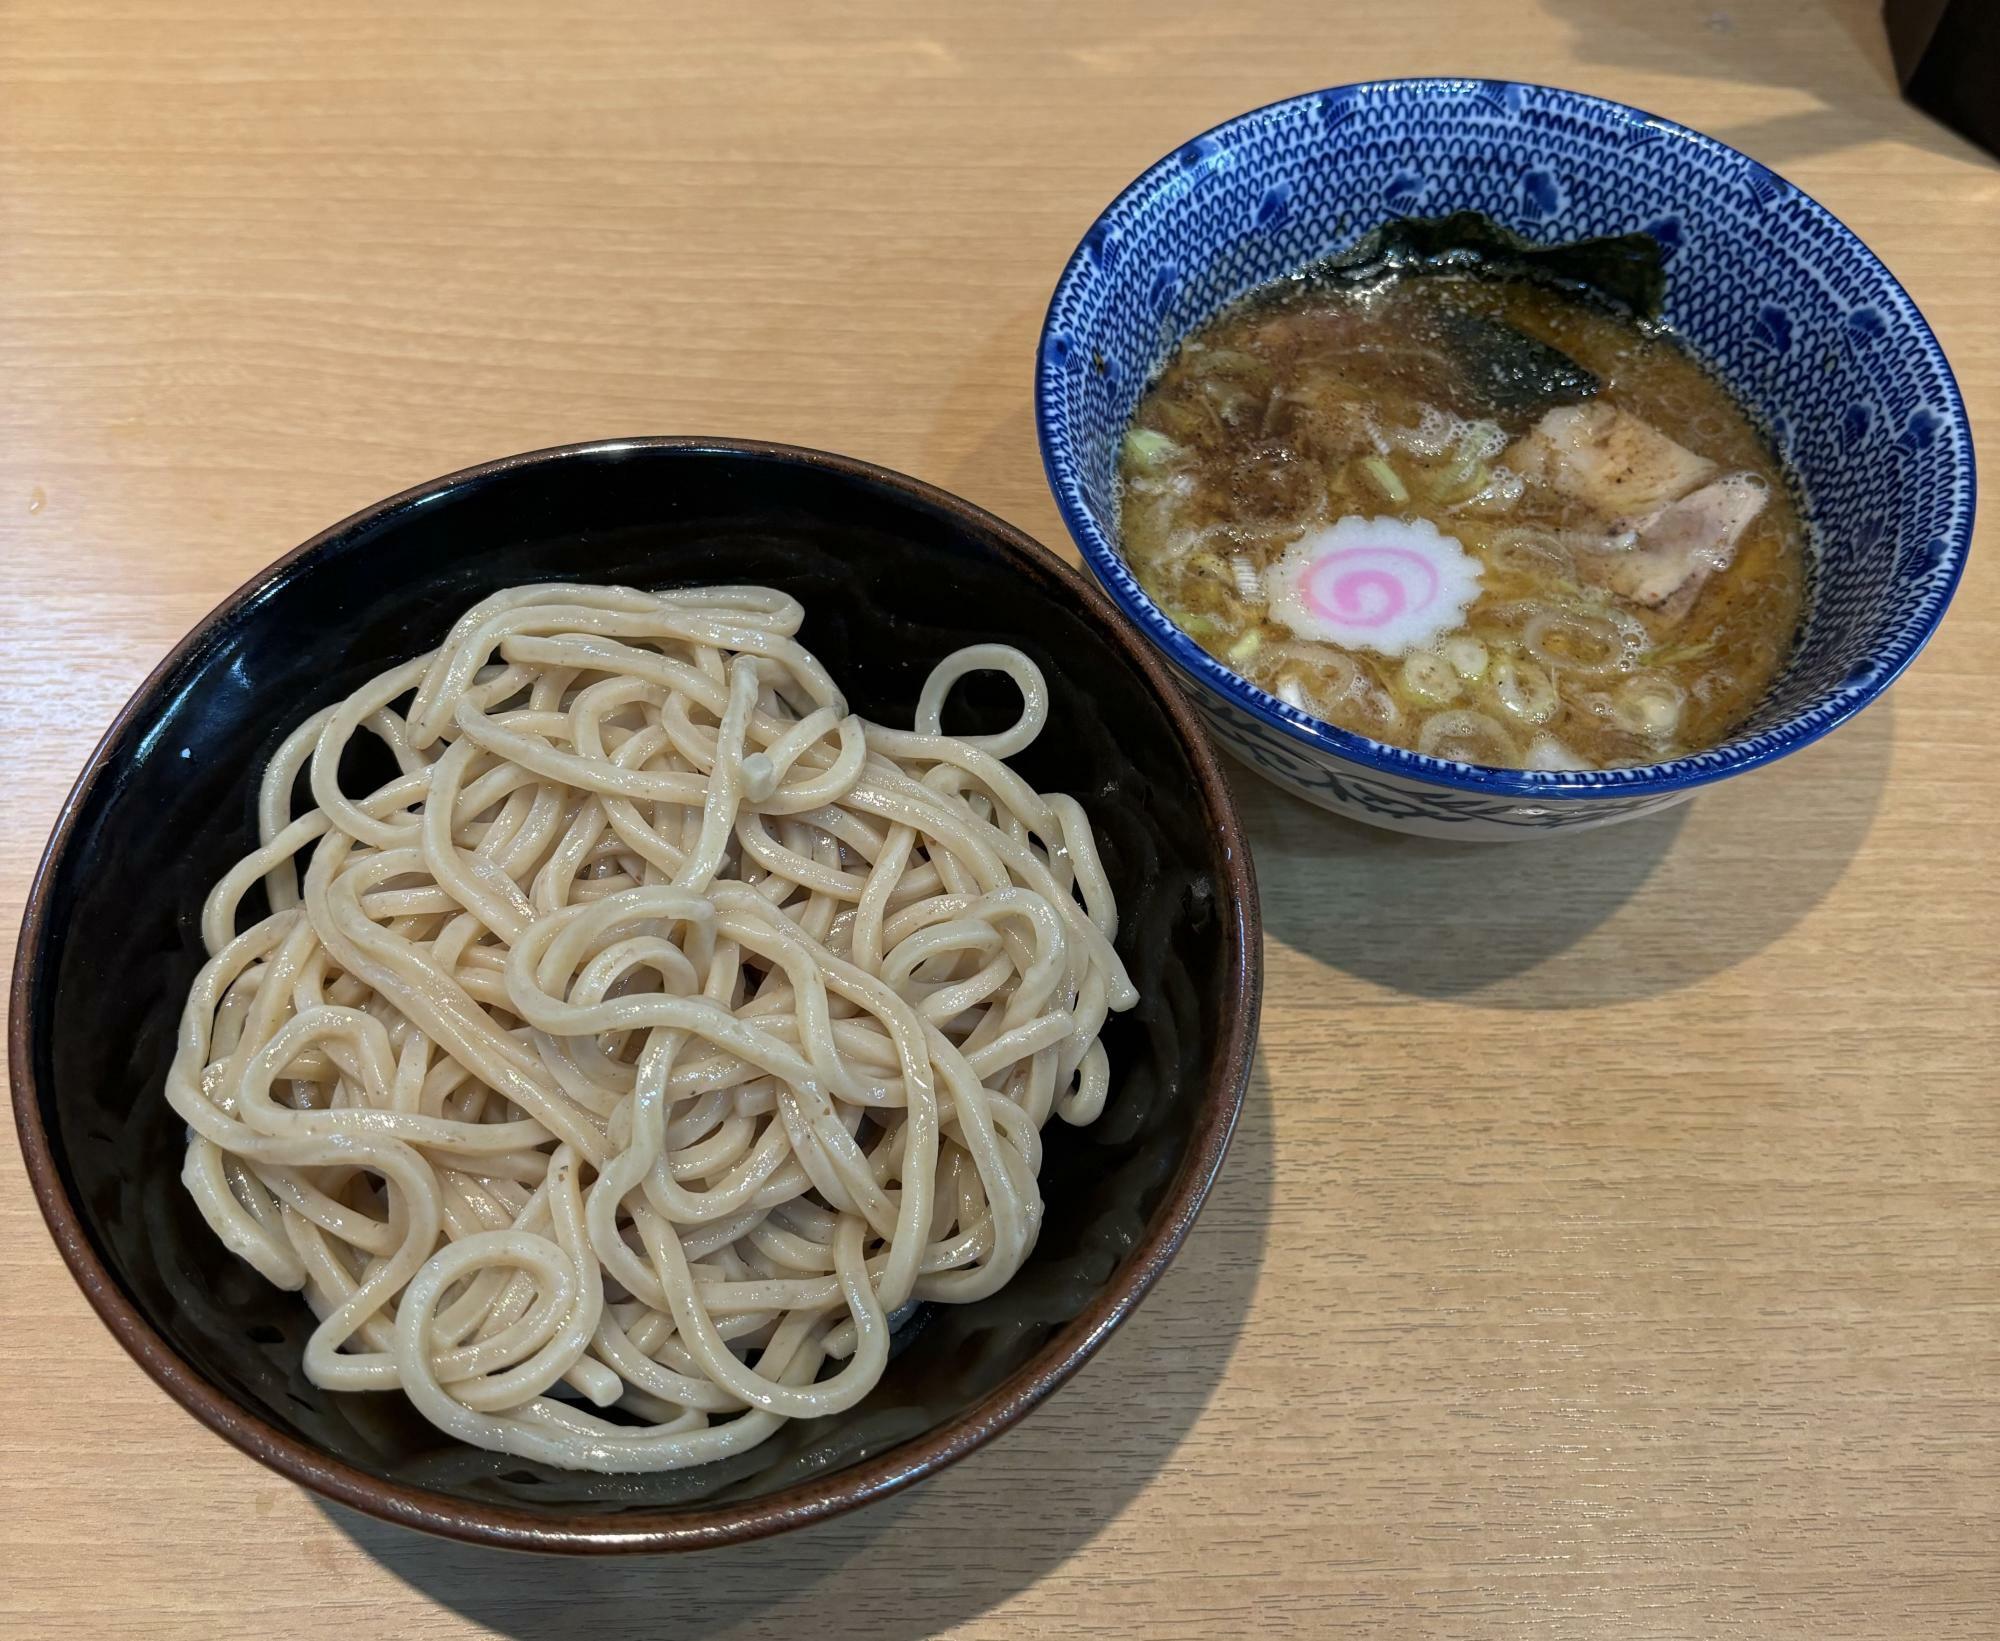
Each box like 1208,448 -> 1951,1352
165,584 -> 1131,1472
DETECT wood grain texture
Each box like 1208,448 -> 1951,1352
3,0 -> 1996,1635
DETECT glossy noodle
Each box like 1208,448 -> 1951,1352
165,583 -> 1135,1472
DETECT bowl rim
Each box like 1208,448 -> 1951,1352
8,435 -> 1263,1554
1036,76 -> 1976,801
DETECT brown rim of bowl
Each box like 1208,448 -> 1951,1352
9,436 -> 1262,1555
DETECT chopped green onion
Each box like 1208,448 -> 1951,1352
1459,420 -> 1508,461
1458,465 -> 1526,513
1400,650 -> 1461,706
1359,455 -> 1409,504
1616,678 -> 1685,736
1491,657 -> 1557,725
1122,428 -> 1181,472
1427,460 -> 1490,506
1444,635 -> 1489,681
1165,607 -> 1223,641
1425,430 -> 1495,504
1227,630 -> 1263,665
1525,732 -> 1593,771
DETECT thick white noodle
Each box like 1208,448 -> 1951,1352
165,583 -> 1135,1472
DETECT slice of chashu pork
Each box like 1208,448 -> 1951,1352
1509,402 -> 1768,620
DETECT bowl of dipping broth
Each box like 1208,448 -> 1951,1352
1037,79 -> 1973,839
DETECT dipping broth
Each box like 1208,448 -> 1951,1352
1118,269 -> 1807,770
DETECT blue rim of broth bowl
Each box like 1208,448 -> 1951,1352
1036,78 -> 1974,802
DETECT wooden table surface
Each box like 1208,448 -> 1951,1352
4,1 -> 1996,1635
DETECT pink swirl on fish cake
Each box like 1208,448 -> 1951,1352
1260,516 -> 1483,658
1299,546 -> 1443,629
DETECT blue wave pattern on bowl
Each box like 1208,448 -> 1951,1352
1038,80 -> 1973,831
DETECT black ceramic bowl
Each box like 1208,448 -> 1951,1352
10,439 -> 1259,1553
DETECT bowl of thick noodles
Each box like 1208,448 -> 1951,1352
1038,80 -> 1974,839
9,438 -> 1259,1551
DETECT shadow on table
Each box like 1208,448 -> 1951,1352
315,1058 -> 1278,1638
1245,693 -> 1892,1008
1542,0 -> 1994,170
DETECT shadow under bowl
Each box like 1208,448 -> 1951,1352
9,438 -> 1261,1552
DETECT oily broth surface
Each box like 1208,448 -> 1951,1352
1117,273 -> 1808,769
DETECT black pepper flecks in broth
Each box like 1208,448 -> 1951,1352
1118,269 -> 1807,770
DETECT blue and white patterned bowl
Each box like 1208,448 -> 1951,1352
1036,80 -> 1973,838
